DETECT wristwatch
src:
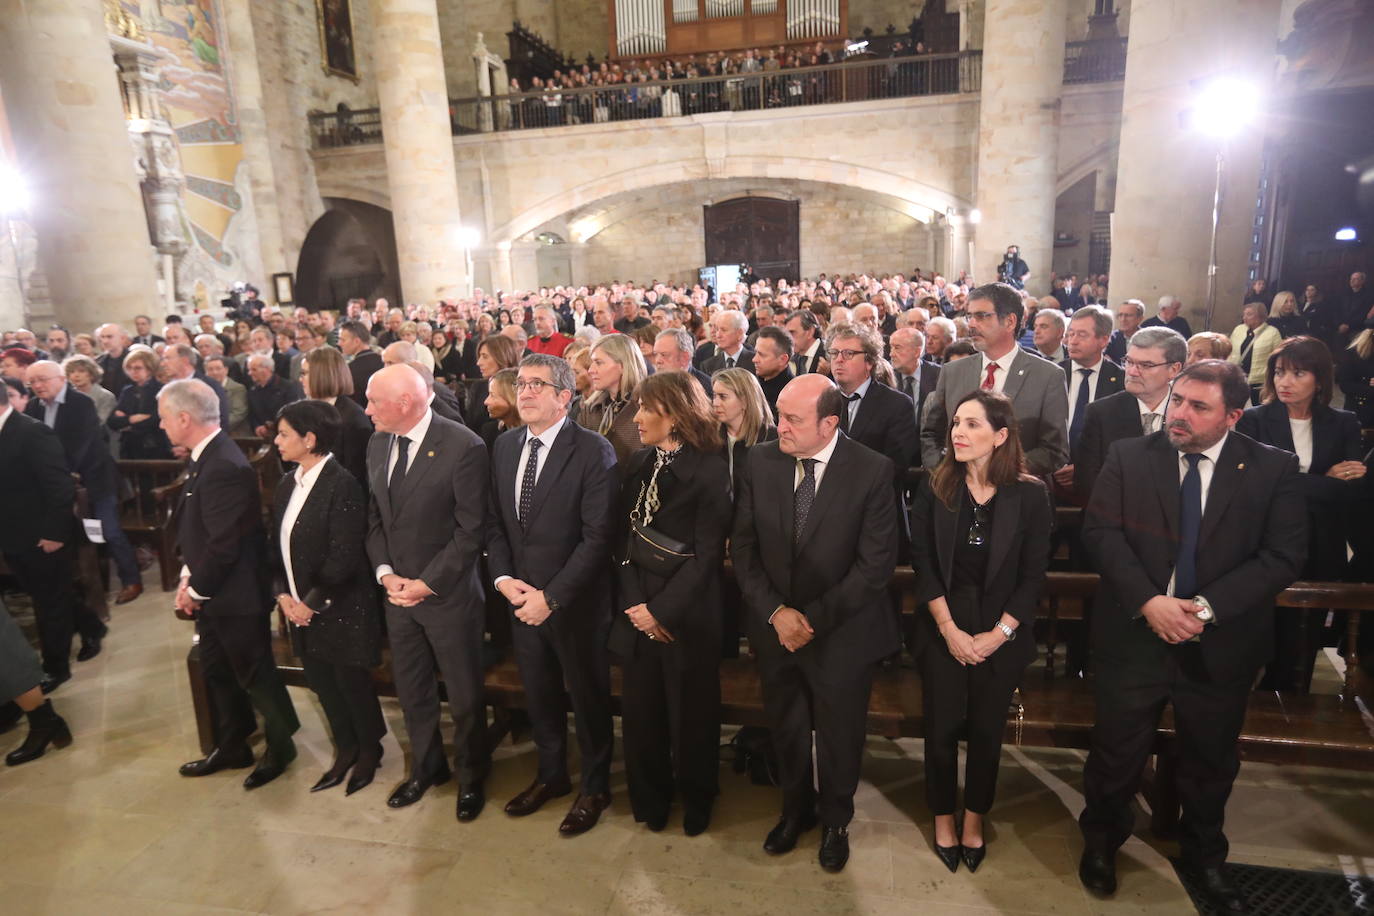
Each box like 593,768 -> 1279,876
1193,595 -> 1215,624
995,621 -> 1016,641
546,594 -> 561,614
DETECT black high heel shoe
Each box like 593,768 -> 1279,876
934,843 -> 961,873
960,843 -> 986,873
346,744 -> 383,796
311,748 -> 359,792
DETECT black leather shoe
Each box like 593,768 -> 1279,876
244,761 -> 288,790
4,711 -> 73,766
386,768 -> 451,808
763,812 -> 818,855
311,749 -> 359,793
644,812 -> 669,832
934,844 -> 961,873
456,782 -> 486,822
1079,848 -> 1118,896
683,805 -> 712,837
961,843 -> 986,873
1188,864 -> 1250,914
76,636 -> 103,662
818,826 -> 850,872
558,791 -> 611,836
504,778 -> 572,817
39,672 -> 70,695
179,746 -> 254,777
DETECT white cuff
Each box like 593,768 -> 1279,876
375,564 -> 395,584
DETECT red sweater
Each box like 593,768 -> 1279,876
527,333 -> 572,357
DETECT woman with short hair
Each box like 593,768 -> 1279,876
301,346 -> 372,489
108,349 -> 171,459
63,355 -> 115,425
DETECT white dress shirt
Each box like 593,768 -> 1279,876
375,409 -> 434,583
181,429 -> 225,601
493,417 -> 567,588
842,377 -> 872,428
279,456 -> 334,603
1066,356 -> 1106,425
979,348 -> 1019,393
792,429 -> 840,492
1164,432 -> 1229,604
0,404 -> 12,435
40,382 -> 69,428
1136,394 -> 1166,436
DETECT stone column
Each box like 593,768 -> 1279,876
0,0 -> 160,330
973,0 -> 1066,296
369,0 -> 467,303
1109,0 -> 1282,329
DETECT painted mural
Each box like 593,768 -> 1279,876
120,0 -> 259,310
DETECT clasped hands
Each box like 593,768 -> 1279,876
773,607 -> 813,653
380,574 -> 434,608
498,578 -> 555,627
624,603 -> 674,643
1140,595 -> 1207,645
939,620 -> 1008,666
175,576 -> 201,617
277,593 -> 316,627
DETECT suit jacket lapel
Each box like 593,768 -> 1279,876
526,423 -> 574,527
371,435 -> 394,522
983,483 -> 1020,590
847,389 -> 874,441
796,436 -> 850,552
935,488 -> 956,590
1199,435 -> 1244,546
1265,403 -> 1294,453
392,423 -> 442,509
1149,435 -> 1180,541
1001,351 -> 1031,402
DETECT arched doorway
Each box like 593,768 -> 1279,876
295,198 -> 401,310
703,197 -> 800,281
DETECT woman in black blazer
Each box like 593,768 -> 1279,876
271,400 -> 385,795
1236,336 -> 1367,689
300,347 -> 373,490
1336,328 -> 1374,427
611,372 -> 732,836
911,389 -> 1051,874
107,350 -> 171,458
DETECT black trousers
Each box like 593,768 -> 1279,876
198,612 -> 300,760
760,655 -> 875,828
301,654 -> 386,760
510,615 -> 613,795
920,647 -> 1024,815
1080,646 -> 1251,867
619,639 -> 720,822
385,600 -> 489,785
3,544 -> 104,677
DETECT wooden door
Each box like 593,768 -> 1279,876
703,196 -> 800,282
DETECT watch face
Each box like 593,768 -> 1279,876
1195,606 -> 1213,622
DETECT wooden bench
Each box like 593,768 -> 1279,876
116,459 -> 187,592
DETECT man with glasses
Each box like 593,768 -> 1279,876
1053,305 -> 1125,497
921,283 -> 1069,478
290,325 -> 322,382
486,354 -> 618,835
1105,299 -> 1146,364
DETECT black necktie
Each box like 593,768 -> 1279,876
1175,453 -> 1203,598
793,354 -> 806,375
840,393 -> 860,433
901,374 -> 915,399
1070,368 -> 1092,450
725,356 -> 736,369
519,436 -> 541,530
1239,329 -> 1255,375
389,435 -> 410,496
794,458 -> 818,547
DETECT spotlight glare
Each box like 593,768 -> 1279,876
1335,227 -> 1358,241
1191,78 -> 1261,139
0,162 -> 29,215
968,208 -> 982,225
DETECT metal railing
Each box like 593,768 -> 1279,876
1063,37 -> 1127,84
310,106 -> 383,149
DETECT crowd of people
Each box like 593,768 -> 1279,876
1,261 -> 1372,913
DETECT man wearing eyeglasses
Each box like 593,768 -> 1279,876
1052,306 -> 1125,499
920,283 -> 1069,478
486,354 -> 618,836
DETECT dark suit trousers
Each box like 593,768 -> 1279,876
761,655 -> 875,828
1080,645 -> 1251,867
3,544 -> 103,677
510,616 -> 613,794
301,653 -> 386,758
385,600 -> 489,784
198,613 -> 300,759
619,639 -> 720,822
920,647 -> 1024,815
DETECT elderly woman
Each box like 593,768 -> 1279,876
63,355 -> 116,425
107,349 -> 171,459
1186,332 -> 1233,365
398,321 -> 435,372
71,333 -> 98,357
577,333 -> 649,467
1228,301 -> 1283,404
1267,291 -> 1307,338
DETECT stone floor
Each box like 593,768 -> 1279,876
1,582 -> 1372,915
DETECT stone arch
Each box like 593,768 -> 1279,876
491,155 -> 972,247
1057,139 -> 1118,197
295,198 -> 401,310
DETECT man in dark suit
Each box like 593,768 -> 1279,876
752,327 -> 795,420
888,327 -> 940,426
340,321 -> 383,409
1077,360 -> 1306,913
246,355 -> 304,439
731,374 -> 901,874
700,310 -> 754,375
25,362 -> 140,609
1052,306 -> 1125,495
162,379 -> 300,788
131,314 -> 164,349
827,321 -> 919,479
1140,296 -> 1193,338
1104,300 -> 1146,364
1052,275 -> 1084,313
1074,327 -> 1186,503
0,390 -> 98,693
650,328 -> 713,398
95,323 -> 131,396
162,344 -> 231,430
785,309 -> 827,376
364,364 -> 491,820
487,354 -> 618,835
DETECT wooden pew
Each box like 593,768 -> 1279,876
115,459 -> 188,592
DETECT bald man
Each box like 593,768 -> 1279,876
364,365 -> 492,819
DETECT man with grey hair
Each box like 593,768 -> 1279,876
529,305 -> 573,357
652,328 -> 712,396
1060,305 -> 1125,471
161,378 -> 300,787
614,296 -> 651,334
163,343 -> 230,431
246,353 -> 303,439
1106,299 -> 1146,364
501,323 -> 530,354
1032,308 -> 1068,362
702,310 -> 753,374
924,316 -> 956,365
95,323 -> 131,395
1141,295 -> 1193,338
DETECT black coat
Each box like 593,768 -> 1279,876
911,477 -> 1052,672
611,445 -> 733,668
246,377 -> 304,431
108,380 -> 172,459
1335,346 -> 1374,427
430,382 -> 465,425
330,394 -> 374,490
271,458 -> 381,667
1236,400 -> 1366,579
486,420 -> 618,629
1073,389 -> 1151,503
731,435 -> 901,671
348,350 -> 384,408
0,409 -> 74,552
97,350 -> 130,396
701,346 -> 755,376
177,431 -> 270,616
25,387 -> 118,502
1082,430 -> 1307,683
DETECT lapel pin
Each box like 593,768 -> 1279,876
1017,369 -> 1025,376
427,450 -> 435,457
1237,462 -> 1245,470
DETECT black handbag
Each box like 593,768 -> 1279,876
626,520 -> 694,577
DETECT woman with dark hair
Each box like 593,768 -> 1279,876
300,346 -> 372,489
911,389 -> 1052,873
610,371 -> 731,836
479,367 -> 523,450
468,334 -> 522,434
430,329 -> 463,384
271,400 -> 385,795
1237,336 -> 1366,689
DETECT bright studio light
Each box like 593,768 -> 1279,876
1335,227 -> 1358,241
968,208 -> 982,224
0,162 -> 29,215
1191,78 -> 1260,138
455,226 -> 481,249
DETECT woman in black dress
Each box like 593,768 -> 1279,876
611,371 -> 732,836
107,349 -> 171,458
300,346 -> 373,490
271,400 -> 385,795
912,389 -> 1052,873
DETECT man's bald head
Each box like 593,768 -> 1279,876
364,363 -> 429,433
382,340 -> 418,366
776,373 -> 842,459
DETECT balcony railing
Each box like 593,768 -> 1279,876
1063,37 -> 1127,84
310,106 -> 383,149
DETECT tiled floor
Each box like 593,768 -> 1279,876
1,583 -> 1371,915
